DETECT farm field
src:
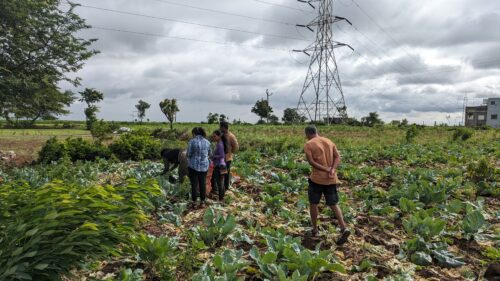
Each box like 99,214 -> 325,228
0,125 -> 499,280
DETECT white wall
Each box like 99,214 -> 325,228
486,98 -> 500,128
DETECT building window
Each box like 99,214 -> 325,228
467,113 -> 474,120
492,114 -> 498,120
491,100 -> 496,105
478,115 -> 485,121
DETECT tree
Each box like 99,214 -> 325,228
0,0 -> 98,126
79,88 -> 104,130
268,114 -> 280,125
251,99 -> 273,123
159,98 -> 179,130
361,112 -> 384,127
207,113 -> 220,124
401,118 -> 409,126
219,114 -> 229,123
282,108 -> 306,124
135,100 -> 151,123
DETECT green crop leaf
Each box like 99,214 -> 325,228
432,249 -> 465,268
462,210 -> 485,235
262,252 -> 278,264
411,251 -> 432,266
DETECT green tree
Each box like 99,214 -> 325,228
282,108 -> 306,124
159,98 -> 179,130
79,88 -> 104,130
361,112 -> 384,127
0,0 -> 98,126
251,99 -> 273,123
135,100 -> 151,123
207,113 -> 219,124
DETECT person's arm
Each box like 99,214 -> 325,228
305,145 -> 330,172
187,140 -> 193,158
329,145 -> 341,177
231,135 -> 239,153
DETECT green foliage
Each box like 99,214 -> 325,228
0,179 -> 161,280
109,133 -> 161,161
405,125 -> 419,143
159,98 -> 179,130
130,234 -> 178,278
90,119 -> 114,142
0,0 -> 97,126
193,249 -> 247,281
251,99 -> 273,122
452,127 -> 474,141
197,208 -> 236,246
403,210 -> 445,240
361,112 -> 383,127
431,249 -> 465,268
461,210 -> 485,238
466,157 -> 496,183
117,268 -> 144,281
80,88 -> 104,130
410,252 -> 432,266
38,137 -> 66,163
282,108 -> 306,124
135,100 -> 151,123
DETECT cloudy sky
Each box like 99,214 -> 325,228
60,0 -> 500,124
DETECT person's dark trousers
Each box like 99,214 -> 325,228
213,167 -> 225,201
224,161 -> 232,190
188,167 -> 207,202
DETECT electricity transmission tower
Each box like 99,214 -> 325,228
294,0 -> 353,124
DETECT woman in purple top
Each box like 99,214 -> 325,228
211,130 -> 228,201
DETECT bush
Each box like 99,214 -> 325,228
90,119 -> 114,142
405,125 -> 419,143
38,137 -> 66,163
0,179 -> 162,280
452,128 -> 474,141
65,137 -> 110,162
109,133 -> 161,161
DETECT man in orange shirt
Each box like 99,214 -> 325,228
304,125 -> 350,245
220,121 -> 239,190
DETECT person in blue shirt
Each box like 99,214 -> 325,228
187,127 -> 211,207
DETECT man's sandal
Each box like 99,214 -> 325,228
336,229 -> 351,245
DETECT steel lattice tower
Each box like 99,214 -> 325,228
294,0 -> 353,124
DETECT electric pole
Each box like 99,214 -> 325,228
294,0 -> 353,124
266,89 -> 273,123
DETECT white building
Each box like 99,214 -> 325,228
485,98 -> 500,128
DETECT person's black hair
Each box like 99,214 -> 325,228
305,125 -> 318,136
219,121 -> 229,130
192,127 -> 207,137
213,130 -> 229,154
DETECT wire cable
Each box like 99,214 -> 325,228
73,3 -> 309,42
90,26 -> 293,52
252,0 -> 315,14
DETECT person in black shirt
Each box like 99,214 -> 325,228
161,148 -> 188,183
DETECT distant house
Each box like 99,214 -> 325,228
465,98 -> 499,128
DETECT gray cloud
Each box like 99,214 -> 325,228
61,0 -> 500,124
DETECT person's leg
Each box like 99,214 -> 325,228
329,205 -> 347,230
198,171 -> 207,203
188,167 -> 198,202
310,204 -> 319,234
307,179 -> 321,236
224,161 -> 232,190
212,167 -> 222,200
325,185 -> 350,245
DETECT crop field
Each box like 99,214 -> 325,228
0,125 -> 498,281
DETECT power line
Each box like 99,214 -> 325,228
251,0 -> 315,13
349,0 -> 421,65
145,0 -> 298,26
90,26 -> 291,52
73,3 -> 309,42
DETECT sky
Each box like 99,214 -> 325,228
60,0 -> 500,125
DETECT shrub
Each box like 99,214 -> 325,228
65,137 -> 110,162
109,133 -> 161,161
90,119 -> 114,142
0,179 -> 162,280
405,125 -> 419,143
452,127 -> 474,141
38,137 -> 66,163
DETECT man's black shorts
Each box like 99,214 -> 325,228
308,178 -> 339,206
